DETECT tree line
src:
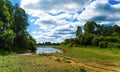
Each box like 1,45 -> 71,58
0,0 -> 37,53
38,42 -> 60,46
62,21 -> 120,48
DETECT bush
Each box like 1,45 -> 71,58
108,42 -> 120,48
99,41 -> 108,48
27,38 -> 37,52
104,37 -> 119,42
79,34 -> 94,46
0,50 -> 16,56
92,36 -> 104,46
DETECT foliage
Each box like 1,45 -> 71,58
84,21 -> 97,34
99,41 -> 108,48
91,36 -> 104,46
1,29 -> 15,50
27,36 -> 37,52
76,26 -> 82,36
0,50 -> 15,56
108,42 -> 120,48
62,21 -> 120,48
0,0 -> 37,54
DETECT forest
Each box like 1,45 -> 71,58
62,21 -> 120,48
0,0 -> 37,54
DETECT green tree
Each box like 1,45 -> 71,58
1,29 -> 15,50
0,21 -> 4,33
13,31 -> 36,52
5,0 -> 13,15
0,0 -> 37,53
76,26 -> 82,37
27,35 -> 37,52
5,0 -> 14,29
101,26 -> 113,36
112,25 -> 120,35
94,24 -> 102,35
84,21 -> 97,34
0,0 -> 15,51
91,36 -> 104,46
13,31 -> 28,50
12,4 -> 36,52
0,0 -> 11,30
13,4 -> 28,33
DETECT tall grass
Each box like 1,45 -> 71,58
0,55 -> 88,72
57,45 -> 120,65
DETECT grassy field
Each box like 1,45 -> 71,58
56,46 -> 120,72
0,46 -> 120,72
0,54 -> 87,72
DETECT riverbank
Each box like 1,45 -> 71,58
0,46 -> 120,72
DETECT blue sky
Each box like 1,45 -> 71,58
10,0 -> 120,43
10,0 -> 20,5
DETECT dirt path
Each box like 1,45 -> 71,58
48,55 -> 120,72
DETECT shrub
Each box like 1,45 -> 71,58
79,34 -> 94,46
0,50 -> 15,56
104,37 -> 119,42
92,36 -> 104,46
108,42 -> 120,48
99,41 -> 108,48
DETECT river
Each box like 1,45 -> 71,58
36,47 -> 63,54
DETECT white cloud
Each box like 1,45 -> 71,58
79,0 -> 107,21
21,0 -> 91,13
79,0 -> 120,24
20,0 -> 120,43
20,0 -> 91,43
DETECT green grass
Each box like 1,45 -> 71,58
56,45 -> 120,66
0,55 -> 47,72
0,54 -> 87,72
0,46 -> 120,72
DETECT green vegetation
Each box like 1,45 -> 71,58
0,46 -> 119,72
57,46 -> 120,64
0,0 -> 37,54
56,45 -> 120,71
63,21 -> 120,48
0,54 -> 88,72
53,21 -> 120,72
57,22 -> 120,71
0,0 -> 120,72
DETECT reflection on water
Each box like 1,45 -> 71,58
36,47 -> 62,54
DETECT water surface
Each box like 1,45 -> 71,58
36,47 -> 62,54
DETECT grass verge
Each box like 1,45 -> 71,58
56,45 -> 120,71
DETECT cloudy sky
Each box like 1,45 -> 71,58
10,0 -> 120,43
